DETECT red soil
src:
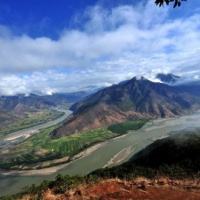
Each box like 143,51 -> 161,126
40,178 -> 200,200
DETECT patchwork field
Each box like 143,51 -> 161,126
0,109 -> 64,138
0,120 -> 147,170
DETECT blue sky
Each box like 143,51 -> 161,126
0,0 -> 200,95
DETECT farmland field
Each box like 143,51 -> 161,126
0,120 -> 147,169
0,109 -> 64,138
108,119 -> 149,134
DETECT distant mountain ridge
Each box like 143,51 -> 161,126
156,73 -> 180,84
51,76 -> 200,137
156,73 -> 200,87
0,92 -> 88,113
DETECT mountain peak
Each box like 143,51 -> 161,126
156,73 -> 180,84
132,76 -> 147,81
51,76 -> 200,137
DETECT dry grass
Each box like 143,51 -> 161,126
19,177 -> 200,200
65,178 -> 200,200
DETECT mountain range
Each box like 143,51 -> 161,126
0,92 -> 89,113
0,92 -> 89,131
51,75 -> 200,137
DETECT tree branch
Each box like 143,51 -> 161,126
155,0 -> 187,8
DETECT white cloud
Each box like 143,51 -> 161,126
0,0 -> 200,95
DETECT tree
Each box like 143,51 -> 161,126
155,0 -> 187,8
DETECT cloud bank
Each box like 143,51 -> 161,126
0,0 -> 200,95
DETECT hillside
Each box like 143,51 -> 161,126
3,130 -> 200,200
131,129 -> 200,172
0,92 -> 88,134
0,92 -> 88,113
14,178 -> 200,200
52,76 -> 200,137
93,129 -> 200,180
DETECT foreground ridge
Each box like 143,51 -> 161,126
15,177 -> 200,200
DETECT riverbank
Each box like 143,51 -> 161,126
0,130 -> 141,176
0,109 -> 72,151
0,109 -> 66,139
0,141 -> 108,176
0,127 -> 141,174
103,143 -> 138,168
1,112 -> 200,197
0,120 -> 148,172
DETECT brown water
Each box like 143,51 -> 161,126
0,111 -> 200,197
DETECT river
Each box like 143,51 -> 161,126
0,111 -> 200,196
0,108 -> 72,151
